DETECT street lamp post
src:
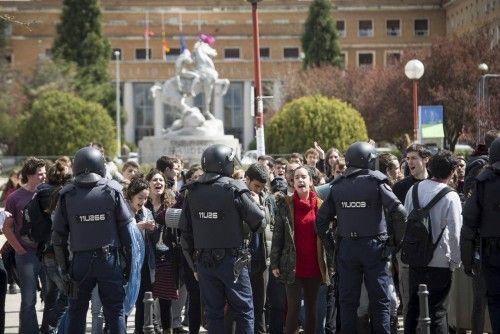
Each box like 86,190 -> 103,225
477,63 -> 500,142
404,59 -> 425,143
247,0 -> 265,156
114,50 -> 121,159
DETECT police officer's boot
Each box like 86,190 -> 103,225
390,315 -> 398,334
356,315 -> 371,334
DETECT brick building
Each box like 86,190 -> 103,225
1,0 -> 495,149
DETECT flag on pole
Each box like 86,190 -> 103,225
160,11 -> 170,61
179,33 -> 187,53
143,28 -> 155,39
162,39 -> 170,54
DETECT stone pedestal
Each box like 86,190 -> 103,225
139,131 -> 241,166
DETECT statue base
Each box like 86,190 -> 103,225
138,132 -> 241,166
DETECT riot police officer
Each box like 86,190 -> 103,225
179,144 -> 265,334
51,147 -> 134,334
462,137 -> 500,333
316,141 -> 407,334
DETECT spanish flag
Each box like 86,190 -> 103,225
162,39 -> 170,53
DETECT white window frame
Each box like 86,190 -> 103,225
384,50 -> 402,67
386,19 -> 401,37
356,51 -> 375,68
336,20 -> 346,38
224,48 -> 241,60
414,18 -> 430,37
340,51 -> 348,69
358,19 -> 374,38
283,47 -> 300,60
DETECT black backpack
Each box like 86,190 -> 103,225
400,183 -> 455,267
20,187 -> 54,244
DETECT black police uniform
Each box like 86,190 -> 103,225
179,172 -> 265,334
462,140 -> 500,332
51,148 -> 133,334
316,142 -> 406,334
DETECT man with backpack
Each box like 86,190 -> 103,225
392,144 -> 432,320
401,151 -> 462,333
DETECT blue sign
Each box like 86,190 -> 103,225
419,105 -> 443,125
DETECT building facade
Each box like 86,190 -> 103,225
444,0 -> 499,41
1,0 -> 456,149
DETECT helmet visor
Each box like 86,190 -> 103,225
229,149 -> 242,170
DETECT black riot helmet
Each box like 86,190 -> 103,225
345,141 -> 378,170
201,144 -> 236,176
490,137 -> 500,169
73,147 -> 106,184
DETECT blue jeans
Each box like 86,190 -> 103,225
15,248 -> 42,334
41,254 -> 68,334
198,254 -> 254,334
325,276 -> 337,334
67,249 -> 125,334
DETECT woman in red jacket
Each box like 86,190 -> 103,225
270,165 -> 328,334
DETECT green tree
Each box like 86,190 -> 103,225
52,0 -> 115,115
17,90 -> 116,156
301,0 -> 342,69
25,58 -> 78,99
265,95 -> 367,153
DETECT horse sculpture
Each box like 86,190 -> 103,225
191,40 -> 230,119
150,35 -> 230,133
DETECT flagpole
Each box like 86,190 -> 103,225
145,11 -> 149,61
161,11 -> 165,61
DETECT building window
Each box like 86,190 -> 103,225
108,20 -> 128,26
283,47 -> 299,59
358,52 -> 374,68
45,49 -> 52,59
358,20 -> 373,37
135,48 -> 152,60
385,52 -> 401,66
260,47 -> 270,59
336,20 -> 346,37
339,52 -> 347,69
4,54 -> 12,63
386,20 -> 401,36
165,48 -> 181,61
111,48 -> 122,60
223,82 -> 244,143
224,48 -> 240,59
415,19 -> 429,36
133,82 -> 155,142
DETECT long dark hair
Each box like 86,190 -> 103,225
47,159 -> 73,213
125,174 -> 149,201
145,168 -> 176,209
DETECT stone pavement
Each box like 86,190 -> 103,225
4,290 -> 139,333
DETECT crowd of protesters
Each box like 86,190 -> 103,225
0,130 -> 499,334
